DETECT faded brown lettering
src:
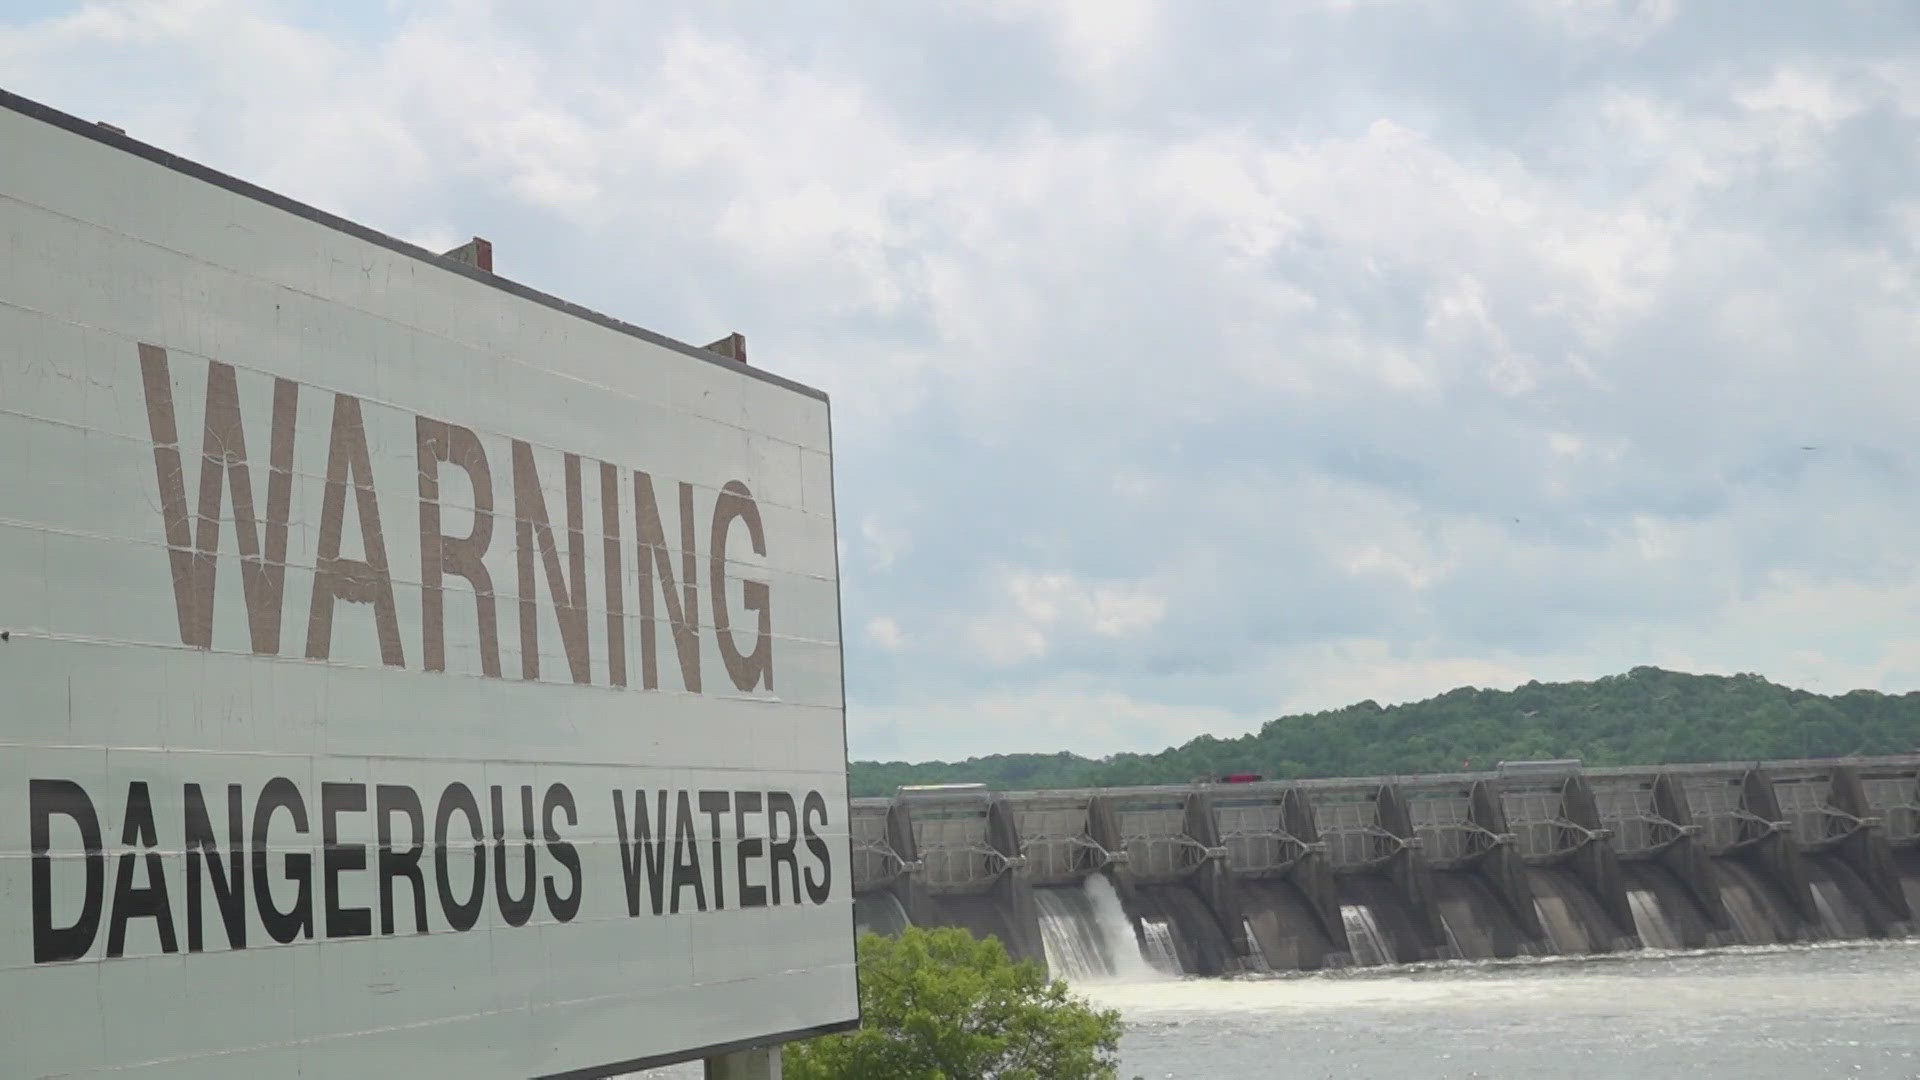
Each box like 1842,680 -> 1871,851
712,480 -> 773,692
138,344 -> 297,654
512,442 -> 590,684
306,393 -> 405,666
134,350 -> 782,695
601,462 -> 627,689
417,417 -> 501,677
634,472 -> 701,693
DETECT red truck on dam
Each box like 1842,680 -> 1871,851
0,89 -> 854,1079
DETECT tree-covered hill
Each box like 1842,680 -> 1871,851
849,667 -> 1920,797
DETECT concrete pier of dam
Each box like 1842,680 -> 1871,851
848,755 -> 1920,979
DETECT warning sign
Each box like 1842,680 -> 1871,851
0,90 -> 856,1079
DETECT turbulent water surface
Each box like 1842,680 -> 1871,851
1084,939 -> 1920,1079
628,939 -> 1920,1079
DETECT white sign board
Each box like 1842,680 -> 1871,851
0,91 -> 857,1078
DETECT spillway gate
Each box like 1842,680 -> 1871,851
850,754 -> 1920,978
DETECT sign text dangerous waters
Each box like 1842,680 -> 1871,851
30,777 -> 834,963
23,344 -> 834,964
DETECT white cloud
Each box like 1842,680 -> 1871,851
866,616 -> 907,653
988,0 -> 1163,93
1524,0 -> 1677,44
967,617 -> 1052,667
860,515 -> 910,572
963,569 -> 1169,666
9,1 -> 1920,763
1008,572 -> 1166,638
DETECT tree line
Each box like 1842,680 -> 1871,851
850,667 -> 1920,796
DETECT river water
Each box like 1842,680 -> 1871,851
626,939 -> 1920,1079
1084,940 -> 1920,1079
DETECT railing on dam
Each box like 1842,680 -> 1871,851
852,755 -> 1920,891
849,800 -> 918,887
1858,764 -> 1920,846
909,790 -> 1023,893
1307,786 -> 1417,869
1590,775 -> 1699,857
1212,793 -> 1324,875
1677,772 -> 1782,853
1408,785 -> 1509,866
1112,790 -> 1221,881
1501,779 -> 1611,861
1775,767 -> 1870,849
852,754 -> 1920,977
1012,793 -> 1126,885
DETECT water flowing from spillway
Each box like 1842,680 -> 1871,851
1806,870 -> 1859,940
1338,873 -> 1437,964
1239,919 -> 1274,974
1036,875 -> 1169,981
1135,882 -> 1241,976
1626,887 -> 1681,950
1340,904 -> 1393,967
1529,875 -> 1591,955
1036,885 -> 1114,980
1087,874 -> 1165,980
1527,866 -> 1631,954
1139,918 -> 1183,975
1804,852 -> 1896,939
1620,860 -> 1723,950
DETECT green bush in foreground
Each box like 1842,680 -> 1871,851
784,926 -> 1125,1080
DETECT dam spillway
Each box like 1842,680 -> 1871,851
847,755 -> 1920,978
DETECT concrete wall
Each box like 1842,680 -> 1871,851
850,755 -> 1920,977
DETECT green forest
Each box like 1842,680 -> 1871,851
849,667 -> 1920,797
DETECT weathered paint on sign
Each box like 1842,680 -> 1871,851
0,90 -> 857,1077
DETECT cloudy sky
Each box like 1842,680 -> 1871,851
6,1 -> 1920,762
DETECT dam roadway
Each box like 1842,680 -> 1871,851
846,755 -> 1920,978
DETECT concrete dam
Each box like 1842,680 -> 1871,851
848,755 -> 1920,979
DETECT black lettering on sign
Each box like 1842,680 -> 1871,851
803,790 -> 832,905
543,784 -> 582,923
106,781 -> 178,958
321,782 -> 371,939
766,791 -> 800,906
378,784 -> 429,935
253,777 -> 314,944
735,791 -> 767,910
24,776 -> 842,962
184,783 -> 247,952
31,779 -> 104,963
670,791 -> 705,914
698,790 -> 731,911
614,789 -> 671,917
435,783 -> 486,933
492,785 -> 538,928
